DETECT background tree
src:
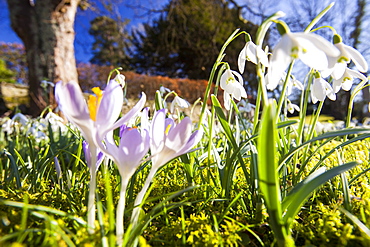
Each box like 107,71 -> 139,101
6,0 -> 88,116
130,0 -> 259,83
89,15 -> 131,69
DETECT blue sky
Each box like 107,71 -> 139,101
0,0 -> 168,63
0,1 -> 368,64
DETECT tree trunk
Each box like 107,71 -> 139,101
6,0 -> 79,116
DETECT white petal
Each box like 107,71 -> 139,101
346,68 -> 367,81
295,36 -> 329,70
245,41 -> 258,64
332,79 -> 342,93
323,81 -> 336,101
269,35 -> 292,89
341,78 -> 353,91
343,44 -> 368,72
256,45 -> 269,67
331,62 -> 347,80
238,46 -> 247,74
294,32 -> 340,57
312,78 -> 326,102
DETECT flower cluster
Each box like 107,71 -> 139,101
54,75 -> 201,243
219,20 -> 368,115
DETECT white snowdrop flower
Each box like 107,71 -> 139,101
238,41 -> 269,74
170,95 -> 190,113
159,85 -> 171,96
12,113 -> 29,126
41,80 -> 55,89
110,74 -> 126,88
332,67 -> 367,93
220,69 -> 247,110
287,101 -> 300,114
268,27 -> 340,89
311,76 -> 336,104
322,35 -> 368,80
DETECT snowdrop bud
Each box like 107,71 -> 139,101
333,34 -> 342,44
276,21 -> 289,35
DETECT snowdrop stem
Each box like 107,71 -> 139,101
307,100 -> 324,141
116,178 -> 129,246
296,73 -> 314,146
346,79 -> 369,129
304,2 -> 335,32
253,85 -> 263,133
131,168 -> 157,227
276,61 -> 295,122
256,11 -> 286,46
198,29 -> 241,131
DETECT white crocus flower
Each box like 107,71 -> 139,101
268,32 -> 340,89
332,67 -> 368,93
287,101 -> 300,114
170,95 -> 190,113
238,41 -> 269,74
311,77 -> 336,104
322,40 -> 368,80
220,69 -> 247,110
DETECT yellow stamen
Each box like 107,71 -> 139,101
165,124 -> 172,135
87,87 -> 103,121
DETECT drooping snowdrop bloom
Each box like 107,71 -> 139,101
132,109 -> 202,225
332,67 -> 368,93
170,95 -> 190,113
238,41 -> 269,74
311,76 -> 336,104
268,24 -> 340,89
12,113 -> 29,126
287,101 -> 300,114
55,80 -> 146,233
159,85 -> 171,96
321,34 -> 368,80
220,69 -> 247,110
110,74 -> 126,88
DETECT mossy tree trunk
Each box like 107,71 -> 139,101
6,0 -> 79,116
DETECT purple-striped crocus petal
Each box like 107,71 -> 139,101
164,118 -> 175,136
82,140 -> 91,169
82,140 -> 104,173
114,128 -> 150,180
96,80 -> 123,130
119,125 -> 128,138
55,81 -> 95,144
95,92 -> 147,145
165,117 -> 192,151
178,130 -> 202,155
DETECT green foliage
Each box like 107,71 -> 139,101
89,16 -> 131,69
0,59 -> 16,84
131,0 -> 258,81
0,42 -> 27,84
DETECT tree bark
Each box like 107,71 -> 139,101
6,0 -> 79,116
